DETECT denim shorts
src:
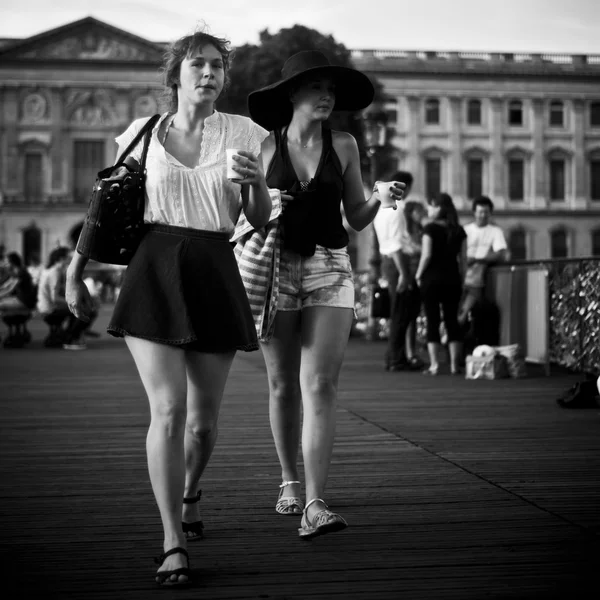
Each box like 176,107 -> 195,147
278,245 -> 355,312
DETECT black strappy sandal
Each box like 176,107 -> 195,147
154,546 -> 190,587
182,490 -> 204,541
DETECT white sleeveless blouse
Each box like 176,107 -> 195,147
115,112 -> 269,237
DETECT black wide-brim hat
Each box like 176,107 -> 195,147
248,50 -> 375,131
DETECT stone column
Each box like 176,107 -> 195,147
489,97 -> 505,208
406,95 -> 421,196
531,98 -> 546,210
50,87 -> 64,194
448,96 -> 463,208
572,99 -> 586,210
3,86 -> 20,196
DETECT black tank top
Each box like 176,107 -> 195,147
266,124 -> 349,256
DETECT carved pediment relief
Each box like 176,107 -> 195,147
65,89 -> 118,125
2,18 -> 164,63
19,33 -> 156,61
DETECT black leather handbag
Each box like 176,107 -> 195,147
76,114 -> 160,266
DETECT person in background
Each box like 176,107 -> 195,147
27,253 -> 43,289
415,193 -> 467,375
385,201 -> 426,371
0,252 -> 37,312
372,170 -> 421,370
37,247 -> 71,344
458,196 -> 507,325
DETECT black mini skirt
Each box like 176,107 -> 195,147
107,224 -> 258,353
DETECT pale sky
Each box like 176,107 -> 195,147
1,0 -> 600,54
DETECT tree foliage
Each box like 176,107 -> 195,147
218,25 -> 388,173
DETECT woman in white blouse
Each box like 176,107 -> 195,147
66,29 -> 272,588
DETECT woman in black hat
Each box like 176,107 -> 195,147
245,51 -> 404,538
65,29 -> 272,587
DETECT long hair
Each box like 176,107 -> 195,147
161,28 -> 232,113
429,192 -> 462,242
404,201 -> 424,238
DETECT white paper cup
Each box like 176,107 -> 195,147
226,148 -> 244,181
377,181 -> 398,208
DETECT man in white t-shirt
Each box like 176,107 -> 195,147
373,171 -> 424,370
459,196 -> 507,323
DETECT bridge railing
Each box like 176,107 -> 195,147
353,257 -> 600,375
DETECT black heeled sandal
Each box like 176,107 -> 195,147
154,546 -> 190,587
182,490 -> 204,541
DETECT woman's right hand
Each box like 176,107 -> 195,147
280,190 -> 295,213
65,276 -> 94,322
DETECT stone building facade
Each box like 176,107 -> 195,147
351,49 -> 600,264
1,19 -> 599,268
0,17 -> 165,265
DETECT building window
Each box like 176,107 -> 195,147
467,158 -> 483,199
592,230 -> 600,256
549,100 -> 564,127
508,100 -> 523,126
508,229 -> 527,261
590,101 -> 600,127
590,159 -> 600,201
508,158 -> 524,201
550,229 -> 568,259
549,158 -> 566,201
22,225 -> 42,267
425,157 -> 441,199
23,152 -> 43,203
425,98 -> 440,124
467,99 -> 481,125
73,140 -> 105,203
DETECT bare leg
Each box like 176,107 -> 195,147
125,336 -> 189,584
405,321 -> 416,360
449,341 -> 463,373
426,342 -> 442,373
261,311 -> 303,506
300,306 -> 354,522
182,350 -> 236,532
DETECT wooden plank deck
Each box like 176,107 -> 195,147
1,308 -> 598,599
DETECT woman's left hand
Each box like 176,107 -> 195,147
231,150 -> 264,186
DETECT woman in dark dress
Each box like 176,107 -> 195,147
415,193 -> 467,375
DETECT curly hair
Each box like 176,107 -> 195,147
161,28 -> 232,113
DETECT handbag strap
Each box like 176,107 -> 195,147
115,113 -> 161,170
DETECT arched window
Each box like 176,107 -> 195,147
467,99 -> 482,125
464,148 -> 488,200
550,228 -> 569,259
590,152 -> 600,201
508,229 -> 527,261
23,151 -> 44,203
22,224 -> 42,266
508,100 -> 523,126
590,101 -> 600,127
506,148 -> 530,202
549,100 -> 564,127
425,98 -> 440,124
592,229 -> 600,256
423,148 -> 446,200
547,149 -> 571,202
73,140 -> 105,204
549,158 -> 566,201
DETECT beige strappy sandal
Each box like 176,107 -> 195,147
275,480 -> 304,515
298,498 -> 348,539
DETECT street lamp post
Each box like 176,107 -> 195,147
361,105 -> 388,340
